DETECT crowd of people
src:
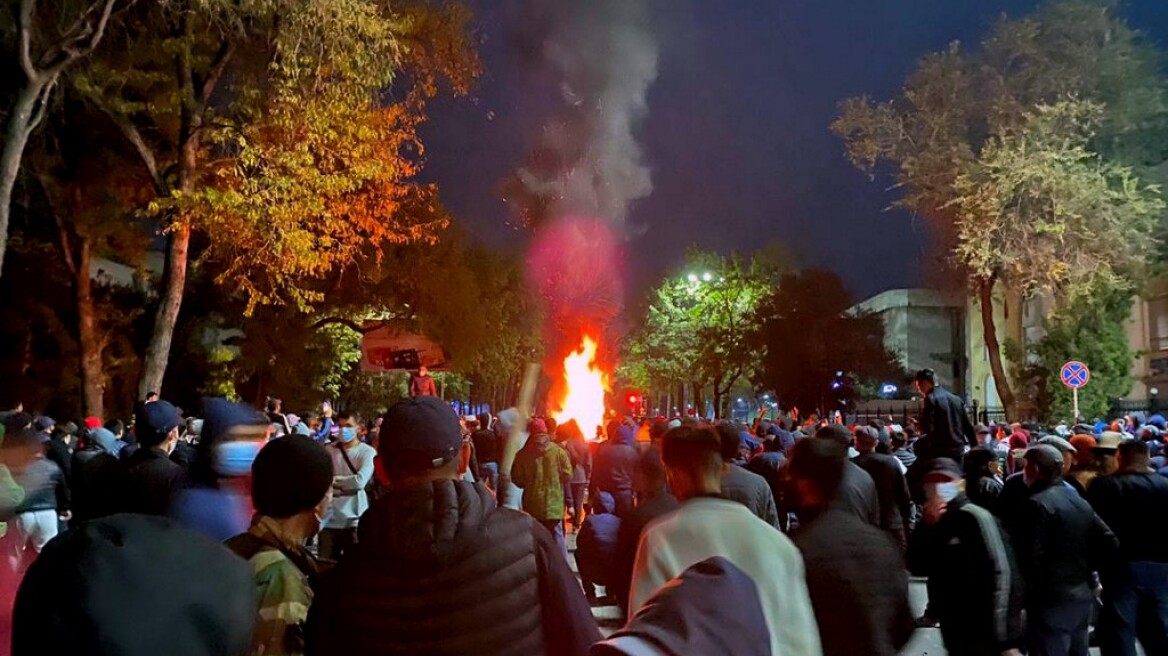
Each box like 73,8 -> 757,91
0,366 -> 1165,656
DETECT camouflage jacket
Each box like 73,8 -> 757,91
226,516 -> 322,656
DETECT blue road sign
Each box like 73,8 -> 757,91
1060,361 -> 1090,389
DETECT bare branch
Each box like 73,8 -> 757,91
27,75 -> 57,134
99,106 -> 166,194
18,0 -> 39,83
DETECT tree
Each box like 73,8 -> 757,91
72,0 -> 478,398
833,0 -> 1168,418
750,269 -> 902,416
622,250 -> 774,418
0,0 -> 133,275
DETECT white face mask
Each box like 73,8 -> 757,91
933,482 -> 959,503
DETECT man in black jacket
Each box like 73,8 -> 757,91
815,425 -> 881,527
853,426 -> 911,552
1014,445 -> 1119,656
907,458 -> 1024,656
306,397 -> 599,656
1086,440 -> 1168,656
909,368 -> 975,505
612,447 -> 679,616
115,400 -> 185,517
788,438 -> 914,656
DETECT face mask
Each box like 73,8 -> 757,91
934,482 -> 959,503
340,427 -> 358,443
213,440 -> 264,478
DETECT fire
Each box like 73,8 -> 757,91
553,335 -> 609,440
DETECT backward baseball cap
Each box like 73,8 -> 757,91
380,396 -> 463,470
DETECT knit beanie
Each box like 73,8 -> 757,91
252,435 -> 334,519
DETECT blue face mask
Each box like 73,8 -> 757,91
213,440 -> 265,477
340,427 -> 358,443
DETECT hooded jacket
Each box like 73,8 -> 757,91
306,479 -> 599,656
69,428 -> 121,522
592,426 -> 639,497
512,435 -> 574,521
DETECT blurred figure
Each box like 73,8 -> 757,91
228,435 -> 334,656
470,413 -> 498,491
907,458 -> 1024,656
575,491 -> 621,603
613,447 -> 678,615
629,426 -> 821,655
592,557 -> 770,656
715,424 -> 779,529
307,396 -> 599,656
116,400 -> 185,517
512,419 -> 574,554
13,514 -> 255,656
408,366 -> 438,398
591,420 -> 639,518
852,425 -> 911,552
787,437 -> 913,656
5,429 -> 67,570
1067,433 -> 1100,491
173,398 -> 270,542
69,427 -> 121,523
266,397 -> 292,437
963,446 -> 1004,510
1086,439 -> 1168,656
815,425 -> 880,527
558,420 -> 591,529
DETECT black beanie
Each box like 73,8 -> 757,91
252,435 -> 334,519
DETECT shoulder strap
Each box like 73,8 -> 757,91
337,443 -> 359,476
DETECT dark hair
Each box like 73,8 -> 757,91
649,419 -> 670,443
555,419 -> 584,442
3,412 -> 33,436
1,428 -> 41,450
914,369 -> 936,384
265,397 -> 281,413
787,438 -> 847,504
964,447 -> 998,478
714,423 -> 741,461
145,391 -> 159,400
636,446 -> 668,490
661,426 -> 722,480
1117,439 -> 1150,463
104,419 -> 124,438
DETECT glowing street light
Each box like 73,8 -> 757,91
686,273 -> 698,283
702,272 -> 713,282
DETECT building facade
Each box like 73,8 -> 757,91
850,288 -> 966,395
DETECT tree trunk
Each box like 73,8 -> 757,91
0,83 -> 46,275
139,221 -> 190,399
75,239 -> 105,417
978,276 -> 1017,419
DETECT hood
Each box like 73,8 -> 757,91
616,424 -> 637,446
88,428 -> 119,454
522,433 -> 551,454
358,479 -> 496,567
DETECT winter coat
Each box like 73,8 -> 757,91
917,386 -> 975,460
835,462 -> 881,528
908,495 -> 1025,654
592,428 -> 639,496
14,457 -> 68,514
116,446 -> 186,517
227,516 -> 324,656
795,508 -> 914,656
471,428 -> 499,464
613,491 -> 679,614
511,437 -> 573,521
576,499 -> 621,588
853,452 -> 911,551
721,464 -> 780,529
967,474 -> 1004,511
1088,470 -> 1168,563
1012,481 -> 1119,606
563,436 -> 591,485
306,479 -> 599,656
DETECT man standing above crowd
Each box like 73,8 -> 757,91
307,396 -> 598,656
409,366 -> 438,398
913,368 -> 975,464
1087,439 -> 1168,656
629,426 -> 821,655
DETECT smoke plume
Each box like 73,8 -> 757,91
504,0 -> 659,230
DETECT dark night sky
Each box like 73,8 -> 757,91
421,0 -> 1168,304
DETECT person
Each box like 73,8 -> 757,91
69,426 -> 121,523
312,403 -> 335,443
592,557 -> 771,656
613,447 -> 679,615
116,399 -> 185,517
171,418 -> 200,469
5,429 -> 68,568
852,425 -> 911,551
172,398 -> 270,542
512,418 -> 574,551
319,413 -> 375,562
963,446 -> 1004,510
815,424 -> 880,526
306,395 -> 599,656
575,491 -> 621,603
974,423 -> 994,448
143,391 -> 159,404
906,458 -> 1024,656
1068,434 -> 1100,491
32,416 -> 54,443
1038,435 -> 1081,494
408,365 -> 438,398
44,424 -> 74,485
742,431 -> 785,519
227,435 -> 334,656
470,413 -> 499,492
628,426 -> 821,655
12,514 -> 255,656
266,397 -> 292,437
1095,430 -> 1123,477
715,423 -> 779,529
558,420 -> 591,530
1086,439 -> 1168,656
1014,445 -> 1119,656
913,368 -> 975,463
786,437 -> 913,656
889,428 -> 917,470
592,420 -> 640,517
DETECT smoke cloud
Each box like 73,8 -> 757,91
504,0 -> 659,230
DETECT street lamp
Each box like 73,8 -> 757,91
702,272 -> 713,282
686,273 -> 698,283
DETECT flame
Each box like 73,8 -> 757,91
553,335 -> 609,440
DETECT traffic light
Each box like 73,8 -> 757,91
627,393 -> 640,406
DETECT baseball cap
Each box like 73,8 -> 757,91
924,457 -> 962,481
136,400 -> 182,447
84,416 -> 103,430
34,416 -> 55,431
380,396 -> 463,470
975,424 -> 991,435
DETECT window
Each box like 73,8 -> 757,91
1151,296 -> 1168,352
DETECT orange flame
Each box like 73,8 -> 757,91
553,335 -> 609,440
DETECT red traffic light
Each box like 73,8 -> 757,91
627,393 -> 640,405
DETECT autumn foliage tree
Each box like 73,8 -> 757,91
833,1 -> 1168,418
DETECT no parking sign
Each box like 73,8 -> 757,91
1060,361 -> 1090,420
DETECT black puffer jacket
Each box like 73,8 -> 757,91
306,479 -> 598,656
